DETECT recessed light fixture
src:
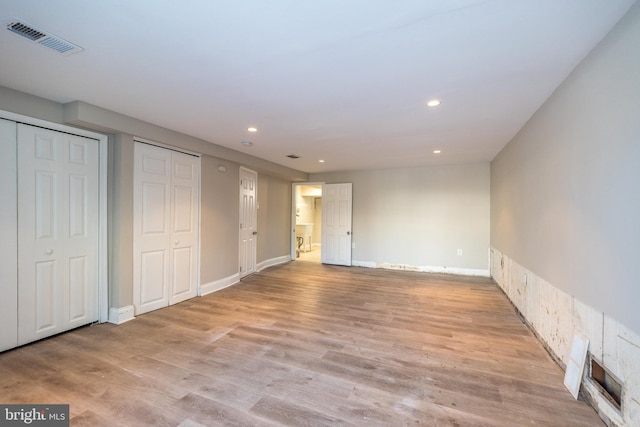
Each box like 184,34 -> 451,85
426,99 -> 441,107
319,159 -> 325,163
242,141 -> 253,146
247,127 -> 258,132
433,149 -> 442,154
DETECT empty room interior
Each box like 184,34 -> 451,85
1,1 -> 639,426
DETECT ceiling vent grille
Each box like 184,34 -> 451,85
5,19 -> 83,55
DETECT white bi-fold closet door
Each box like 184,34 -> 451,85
133,141 -> 200,315
0,115 -> 106,352
18,124 -> 100,344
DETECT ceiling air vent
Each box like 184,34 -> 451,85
286,154 -> 300,159
5,19 -> 83,55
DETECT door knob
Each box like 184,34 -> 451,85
45,249 -> 53,255
347,231 -> 351,235
253,231 -> 258,235
174,241 -> 179,246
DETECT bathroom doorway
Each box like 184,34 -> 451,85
292,183 -> 322,262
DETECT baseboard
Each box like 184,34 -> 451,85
108,306 -> 135,325
200,273 -> 240,296
257,255 -> 290,272
353,260 -> 489,277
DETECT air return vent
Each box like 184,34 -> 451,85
5,19 -> 83,55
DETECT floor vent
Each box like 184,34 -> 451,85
5,18 -> 83,55
590,357 -> 623,412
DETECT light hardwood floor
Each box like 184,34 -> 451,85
0,262 -> 602,426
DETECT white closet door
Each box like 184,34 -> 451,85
169,151 -> 199,305
0,119 -> 18,352
134,142 -> 199,315
134,143 -> 172,314
17,124 -> 99,345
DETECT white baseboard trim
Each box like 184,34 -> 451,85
200,273 -> 240,296
200,256 -> 290,297
352,260 -> 489,277
108,305 -> 135,325
257,255 -> 291,272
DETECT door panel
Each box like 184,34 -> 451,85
142,182 -> 168,234
172,246 -> 193,296
239,168 -> 257,278
69,175 -> 87,237
169,151 -> 199,305
17,124 -> 99,345
69,256 -> 88,321
140,250 -> 168,306
134,144 -> 171,314
35,260 -> 57,333
322,183 -> 352,266
35,172 -> 57,239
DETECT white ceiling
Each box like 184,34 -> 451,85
0,1 -> 635,173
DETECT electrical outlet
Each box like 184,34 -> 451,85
457,249 -> 463,256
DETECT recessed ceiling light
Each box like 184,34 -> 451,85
247,127 -> 258,132
242,141 -> 253,146
319,159 -> 325,163
433,149 -> 442,154
426,99 -> 441,107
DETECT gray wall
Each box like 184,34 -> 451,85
491,2 -> 640,335
201,157 -> 241,282
312,163 -> 490,271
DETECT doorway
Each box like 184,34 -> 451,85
292,183 -> 322,262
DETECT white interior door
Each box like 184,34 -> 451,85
17,123 -> 99,345
134,142 -> 199,315
322,183 -> 352,266
169,151 -> 200,305
134,143 -> 171,314
239,167 -> 257,278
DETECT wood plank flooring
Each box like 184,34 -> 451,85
0,262 -> 602,426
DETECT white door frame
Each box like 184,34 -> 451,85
290,182 -> 324,260
0,109 -> 109,323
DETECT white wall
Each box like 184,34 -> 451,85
491,3 -> 640,424
312,163 -> 490,274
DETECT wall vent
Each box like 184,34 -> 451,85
5,18 -> 83,55
590,357 -> 623,413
